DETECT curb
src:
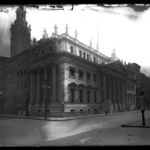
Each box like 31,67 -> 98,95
0,110 -> 142,121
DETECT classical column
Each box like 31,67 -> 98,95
117,79 -> 120,107
114,77 -> 117,111
116,79 -> 118,105
30,71 -> 34,105
36,70 -> 40,105
120,80 -> 123,110
113,77 -> 116,104
108,76 -> 113,113
123,82 -> 126,109
103,74 -> 106,103
43,68 -> 48,106
111,76 -> 114,104
52,65 -> 56,101
109,76 -> 112,102
122,81 -> 125,106
119,80 -> 122,107
120,80 -> 122,104
125,82 -> 127,108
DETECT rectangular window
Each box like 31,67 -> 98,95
79,50 -> 82,57
79,69 -> 84,80
94,92 -> 97,103
87,91 -> 90,103
87,54 -> 89,60
70,89 -> 74,102
93,56 -> 96,62
79,90 -> 83,103
69,67 -> 75,78
87,72 -> 91,81
70,46 -> 74,54
83,52 -> 86,59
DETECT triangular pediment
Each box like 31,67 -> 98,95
106,60 -> 128,75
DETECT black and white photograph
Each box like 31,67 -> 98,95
0,4 -> 150,146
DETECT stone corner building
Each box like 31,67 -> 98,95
0,6 -> 147,117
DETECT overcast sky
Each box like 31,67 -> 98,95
0,4 -> 150,76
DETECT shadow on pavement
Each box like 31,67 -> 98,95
121,118 -> 150,128
121,124 -> 150,128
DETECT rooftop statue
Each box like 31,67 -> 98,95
54,24 -> 58,34
75,30 -> 78,39
66,24 -> 69,34
42,28 -> 48,38
90,39 -> 92,47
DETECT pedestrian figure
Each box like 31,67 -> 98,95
105,100 -> 109,115
105,110 -> 108,115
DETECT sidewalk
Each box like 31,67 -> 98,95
0,110 -> 141,121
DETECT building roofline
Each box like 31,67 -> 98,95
54,33 -> 110,61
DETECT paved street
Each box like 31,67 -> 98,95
0,110 -> 150,146
39,118 -> 150,146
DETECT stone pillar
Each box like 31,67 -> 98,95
41,68 -> 48,109
47,68 -> 51,104
36,70 -> 40,105
44,68 -> 47,82
52,65 -> 56,101
108,76 -> 113,113
117,79 -> 120,111
113,77 -> 116,111
120,80 -> 123,110
109,76 -> 112,101
103,74 -> 106,103
125,82 -> 127,110
111,76 -> 114,104
30,71 -> 34,106
122,81 -> 124,110
119,79 -> 122,110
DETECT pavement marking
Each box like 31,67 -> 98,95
79,137 -> 91,144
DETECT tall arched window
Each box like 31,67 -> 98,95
86,85 -> 92,103
78,84 -> 86,103
68,82 -> 77,103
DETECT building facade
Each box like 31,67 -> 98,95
0,6 -> 149,117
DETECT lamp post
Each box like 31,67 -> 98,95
43,80 -> 50,120
62,101 -> 64,117
140,89 -> 146,126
